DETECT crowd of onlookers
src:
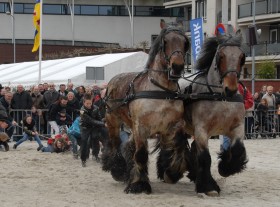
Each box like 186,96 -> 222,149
0,82 -> 107,135
247,85 -> 280,139
0,82 -> 111,162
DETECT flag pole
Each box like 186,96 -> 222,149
38,0 -> 43,84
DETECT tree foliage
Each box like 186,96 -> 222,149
257,59 -> 276,79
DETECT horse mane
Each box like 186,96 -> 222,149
195,33 -> 243,71
145,28 -> 167,68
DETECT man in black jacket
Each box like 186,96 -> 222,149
79,93 -> 108,167
0,92 -> 17,140
0,104 -> 10,151
11,85 -> 32,136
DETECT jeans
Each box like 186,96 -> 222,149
68,133 -> 80,155
41,144 -> 54,152
221,135 -> 230,151
49,121 -> 60,135
15,132 -> 43,147
120,130 -> 129,156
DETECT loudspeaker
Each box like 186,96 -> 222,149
247,25 -> 258,46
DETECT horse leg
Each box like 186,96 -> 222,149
191,138 -> 220,196
122,138 -> 136,182
157,129 -> 190,184
101,113 -> 127,182
218,134 -> 248,177
124,131 -> 151,194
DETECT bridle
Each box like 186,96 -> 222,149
214,43 -> 245,84
147,27 -> 189,80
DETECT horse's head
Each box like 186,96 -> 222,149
215,32 -> 245,97
160,27 -> 189,80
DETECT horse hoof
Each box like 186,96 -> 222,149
163,171 -> 181,184
205,190 -> 220,197
124,181 -> 152,194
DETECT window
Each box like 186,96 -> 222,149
119,6 -> 129,16
171,7 -> 184,17
14,3 -> 24,13
99,6 -> 116,15
153,6 -> 169,16
44,4 -> 63,14
23,4 -> 34,14
0,3 -> 4,13
135,7 -> 151,16
195,0 -> 207,19
81,5 -> 98,15
270,29 -> 278,43
0,3 -> 178,17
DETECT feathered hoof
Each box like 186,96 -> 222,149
110,151 -> 127,182
163,169 -> 183,184
101,152 -> 113,172
124,181 -> 152,194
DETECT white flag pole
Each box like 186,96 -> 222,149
38,0 -> 43,84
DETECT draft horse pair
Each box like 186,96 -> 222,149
101,26 -> 248,196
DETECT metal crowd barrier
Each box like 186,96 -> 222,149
244,109 -> 279,139
8,109 -> 51,141
5,108 -> 280,141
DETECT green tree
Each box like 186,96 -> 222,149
257,59 -> 276,79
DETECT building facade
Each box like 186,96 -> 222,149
0,0 -> 181,63
1,0 -> 280,88
164,0 -> 280,86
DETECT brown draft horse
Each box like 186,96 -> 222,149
177,31 -> 248,196
101,26 -> 190,194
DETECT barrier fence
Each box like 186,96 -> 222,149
3,109 -> 280,141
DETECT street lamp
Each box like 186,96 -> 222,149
6,4 -> 16,63
251,0 -> 256,95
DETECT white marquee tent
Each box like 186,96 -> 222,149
0,52 -> 148,87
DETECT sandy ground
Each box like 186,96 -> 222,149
0,138 -> 280,207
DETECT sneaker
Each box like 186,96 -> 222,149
82,161 -> 86,167
37,145 -> 43,151
13,144 -> 17,149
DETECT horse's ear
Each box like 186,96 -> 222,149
160,19 -> 166,29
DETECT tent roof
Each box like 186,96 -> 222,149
0,52 -> 147,86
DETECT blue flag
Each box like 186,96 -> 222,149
190,18 -> 203,63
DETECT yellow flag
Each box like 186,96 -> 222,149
32,0 -> 40,52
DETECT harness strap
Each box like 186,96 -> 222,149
106,90 -> 181,113
181,92 -> 244,103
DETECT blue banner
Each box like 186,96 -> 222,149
190,18 -> 203,63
